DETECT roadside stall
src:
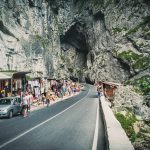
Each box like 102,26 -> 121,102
27,78 -> 41,97
12,71 -> 31,94
48,78 -> 56,90
101,81 -> 122,101
0,72 -> 13,98
40,77 -> 47,94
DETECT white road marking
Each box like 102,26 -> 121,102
92,101 -> 99,150
0,87 -> 90,149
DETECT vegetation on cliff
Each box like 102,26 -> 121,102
117,50 -> 150,70
115,112 -> 150,149
126,16 -> 150,36
35,34 -> 49,49
126,76 -> 150,107
115,112 -> 137,142
131,76 -> 150,96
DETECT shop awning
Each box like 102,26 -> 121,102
13,71 -> 31,78
0,71 -> 31,80
0,72 -> 14,80
13,71 -> 31,76
27,72 -> 42,79
47,76 -> 57,80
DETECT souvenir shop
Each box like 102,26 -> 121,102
0,72 -> 12,98
12,72 -> 30,95
101,81 -> 122,101
27,78 -> 42,98
0,79 -> 11,98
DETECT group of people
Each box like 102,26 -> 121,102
20,80 -> 81,117
21,92 -> 33,117
41,81 -> 81,107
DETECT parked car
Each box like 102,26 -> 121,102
0,97 -> 23,118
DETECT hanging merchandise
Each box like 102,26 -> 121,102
40,79 -> 45,94
34,87 -> 40,98
1,89 -> 5,97
5,80 -> 9,87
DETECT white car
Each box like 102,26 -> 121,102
0,97 -> 23,118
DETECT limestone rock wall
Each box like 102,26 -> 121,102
0,0 -> 61,78
113,85 -> 150,120
0,0 -> 149,81
59,0 -> 150,83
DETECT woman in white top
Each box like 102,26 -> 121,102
22,93 -> 28,117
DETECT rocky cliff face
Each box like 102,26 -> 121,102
0,0 -> 59,78
0,0 -> 149,81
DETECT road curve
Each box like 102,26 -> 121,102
0,85 -> 107,150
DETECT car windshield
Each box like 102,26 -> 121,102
0,99 -> 11,105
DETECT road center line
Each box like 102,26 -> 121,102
0,87 -> 90,149
92,101 -> 99,150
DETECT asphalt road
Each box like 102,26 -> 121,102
0,85 -> 107,150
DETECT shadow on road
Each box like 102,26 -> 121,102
0,113 -> 23,120
89,95 -> 99,98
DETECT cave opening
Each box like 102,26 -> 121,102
60,22 -> 89,81
85,77 -> 95,85
60,22 -> 89,54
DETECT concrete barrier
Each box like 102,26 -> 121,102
100,96 -> 135,150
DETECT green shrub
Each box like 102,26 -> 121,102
112,27 -> 122,34
125,75 -> 150,98
125,25 -> 141,36
117,50 -> 150,70
126,15 -> 150,36
140,128 -> 148,133
115,112 -> 137,142
118,50 -> 139,62
132,56 -> 150,69
132,76 -> 150,96
112,27 -> 127,34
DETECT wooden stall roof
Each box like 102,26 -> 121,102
101,81 -> 123,86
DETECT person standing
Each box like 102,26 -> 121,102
22,93 -> 28,117
97,84 -> 103,97
41,93 -> 44,106
46,91 -> 50,107
28,92 -> 33,112
67,84 -> 72,96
